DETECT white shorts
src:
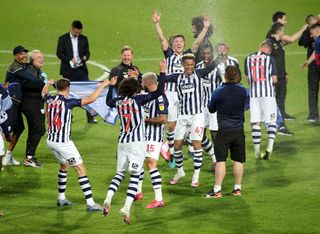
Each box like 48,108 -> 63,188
166,91 -> 178,122
204,107 -> 218,131
146,141 -> 162,161
175,113 -> 205,141
250,97 -> 277,123
117,141 -> 146,174
47,140 -> 83,166
0,132 -> 4,155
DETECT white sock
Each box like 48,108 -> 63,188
253,144 -> 260,156
105,190 -> 114,205
211,153 -> 217,163
234,184 -> 241,190
214,185 -> 221,193
177,167 -> 184,175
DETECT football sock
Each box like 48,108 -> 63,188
267,123 -> 277,153
201,136 -> 213,154
149,168 -> 162,201
167,131 -> 175,155
58,170 -> 67,200
106,173 -> 125,203
174,150 -> 183,170
137,170 -> 144,193
124,173 -> 139,211
78,175 -> 94,206
252,125 -> 261,156
193,149 -> 203,180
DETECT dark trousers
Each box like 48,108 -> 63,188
275,77 -> 287,117
307,68 -> 320,119
64,67 -> 94,121
20,96 -> 45,157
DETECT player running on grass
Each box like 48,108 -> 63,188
42,78 -> 110,212
135,72 -> 169,208
152,10 -> 212,161
166,53 -> 225,187
102,61 -> 165,224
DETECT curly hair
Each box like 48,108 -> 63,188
192,16 -> 213,38
118,78 -> 140,97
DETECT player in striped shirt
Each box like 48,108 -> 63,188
135,72 -> 169,208
166,53 -> 224,187
102,61 -> 165,224
216,43 -> 241,82
196,45 -> 222,168
42,78 -> 110,212
245,41 -> 278,160
152,10 -> 212,159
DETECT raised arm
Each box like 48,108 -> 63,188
152,10 -> 169,51
41,79 -> 55,98
81,79 -> 110,106
106,76 -> 117,107
282,24 -> 308,44
191,16 -> 212,53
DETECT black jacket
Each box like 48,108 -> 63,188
5,60 -> 44,102
56,32 -> 90,78
109,62 -> 142,89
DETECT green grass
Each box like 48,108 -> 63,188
1,0 -> 320,233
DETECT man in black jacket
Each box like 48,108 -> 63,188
109,46 -> 142,92
56,20 -> 97,123
2,46 -> 44,166
298,15 -> 320,122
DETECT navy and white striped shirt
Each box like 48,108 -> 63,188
46,95 -> 81,143
166,61 -> 218,115
107,73 -> 165,143
244,51 -> 277,98
196,61 -> 222,107
144,94 -> 168,142
163,48 -> 191,92
217,56 -> 240,80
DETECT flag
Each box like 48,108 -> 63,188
69,81 -> 118,125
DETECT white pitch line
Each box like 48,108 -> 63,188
0,50 -> 110,81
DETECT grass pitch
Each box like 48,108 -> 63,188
0,0 -> 320,233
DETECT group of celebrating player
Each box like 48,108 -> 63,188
1,9 -> 320,225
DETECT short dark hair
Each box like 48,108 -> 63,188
266,22 -> 284,38
310,23 -> 320,31
72,20 -> 83,29
118,78 -> 139,96
172,34 -> 185,42
192,16 -> 213,38
306,14 -> 316,23
225,65 -> 239,82
272,11 -> 286,23
56,78 -> 70,91
200,43 -> 214,53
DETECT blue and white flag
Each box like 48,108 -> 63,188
69,81 -> 118,125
